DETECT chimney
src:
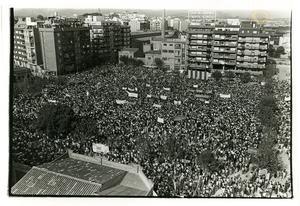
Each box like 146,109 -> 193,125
162,9 -> 165,41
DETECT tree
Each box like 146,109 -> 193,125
277,46 -> 285,55
154,58 -> 165,71
240,72 -> 251,83
211,70 -> 222,81
225,71 -> 236,80
37,15 -> 44,20
254,129 -> 282,174
197,150 -> 222,172
35,104 -> 76,138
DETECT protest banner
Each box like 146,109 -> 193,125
128,92 -> 138,98
220,94 -> 231,98
157,117 -> 164,123
92,143 -> 110,154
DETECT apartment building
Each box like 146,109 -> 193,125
211,25 -> 239,71
161,39 -> 186,70
236,28 -> 269,73
186,25 -> 214,80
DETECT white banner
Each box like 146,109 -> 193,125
128,88 -> 136,92
153,104 -> 162,108
174,100 -> 182,105
157,117 -> 164,123
128,92 -> 138,98
261,82 -> 266,86
48,99 -> 57,103
193,85 -> 198,88
285,96 -> 290,101
122,87 -> 127,90
205,100 -> 210,104
146,84 -> 151,87
195,94 -> 210,99
160,95 -> 167,100
116,100 -> 127,104
147,94 -> 152,98
220,94 -> 231,98
163,87 -> 171,91
92,143 -> 109,154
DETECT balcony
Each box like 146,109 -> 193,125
188,52 -> 210,57
190,35 -> 212,40
213,42 -> 237,47
213,37 -> 238,41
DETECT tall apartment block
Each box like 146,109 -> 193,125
39,26 -> 90,75
236,28 -> 269,72
89,21 -> 131,62
186,21 -> 270,79
14,22 -> 43,75
211,25 -> 239,71
186,25 -> 214,80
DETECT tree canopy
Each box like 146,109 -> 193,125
35,104 -> 76,138
240,72 -> 251,83
211,70 -> 222,81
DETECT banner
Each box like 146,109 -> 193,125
48,99 -> 57,103
174,100 -> 182,105
205,100 -> 210,104
92,143 -> 109,154
146,84 -> 151,87
153,104 -> 162,108
122,87 -> 127,90
157,117 -> 164,123
261,82 -> 266,86
285,96 -> 290,101
163,87 -> 171,91
116,100 -> 127,104
160,95 -> 167,100
193,85 -> 198,88
128,92 -> 138,98
128,88 -> 136,92
220,94 -> 231,98
147,94 -> 152,98
195,94 -> 210,99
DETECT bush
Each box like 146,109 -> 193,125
211,70 -> 222,81
154,58 -> 165,71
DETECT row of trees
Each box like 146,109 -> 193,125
119,56 -> 144,67
253,58 -> 282,174
268,45 -> 286,58
211,70 -> 251,83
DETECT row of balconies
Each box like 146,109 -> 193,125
237,51 -> 267,56
236,57 -> 267,63
212,60 -> 236,65
212,42 -> 237,47
236,63 -> 266,69
237,45 -> 268,50
212,54 -> 236,60
212,48 -> 236,53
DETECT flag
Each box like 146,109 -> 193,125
163,87 -> 171,91
160,95 -> 167,100
147,94 -> 152,98
157,117 -> 164,123
146,84 -> 151,87
193,85 -> 198,88
116,100 -> 127,104
128,88 -> 135,92
153,104 -> 162,108
220,94 -> 231,98
128,92 -> 138,98
86,90 -> 90,96
92,143 -> 109,154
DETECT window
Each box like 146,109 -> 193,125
163,43 -> 167,46
169,50 -> 174,53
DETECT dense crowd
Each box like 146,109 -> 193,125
12,64 -> 291,197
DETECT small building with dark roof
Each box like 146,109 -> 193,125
11,150 -> 154,196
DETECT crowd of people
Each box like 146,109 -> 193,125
12,64 -> 291,197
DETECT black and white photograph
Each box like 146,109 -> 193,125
1,0 -> 298,202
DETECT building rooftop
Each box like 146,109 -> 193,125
120,48 -> 139,53
145,50 -> 161,55
11,150 -> 153,196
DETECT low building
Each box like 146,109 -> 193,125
11,150 -> 154,196
118,48 -> 139,61
144,50 -> 162,67
161,39 -> 186,70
